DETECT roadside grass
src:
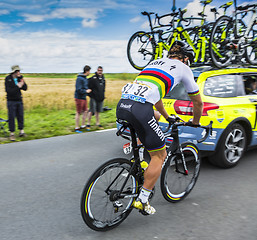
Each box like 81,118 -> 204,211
0,73 -> 136,143
0,105 -> 118,143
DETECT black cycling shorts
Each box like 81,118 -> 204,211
116,99 -> 166,152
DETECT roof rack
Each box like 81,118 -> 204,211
225,64 -> 257,69
191,62 -> 257,71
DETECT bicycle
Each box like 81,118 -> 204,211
80,116 -> 213,231
209,1 -> 257,68
127,10 -> 177,70
127,0 -> 232,70
127,9 -> 205,70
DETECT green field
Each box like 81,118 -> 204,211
0,73 -> 137,143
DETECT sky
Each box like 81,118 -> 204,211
0,0 -> 254,73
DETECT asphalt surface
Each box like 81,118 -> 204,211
1,129 -> 257,240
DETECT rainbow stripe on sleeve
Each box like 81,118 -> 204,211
136,68 -> 174,98
188,89 -> 200,96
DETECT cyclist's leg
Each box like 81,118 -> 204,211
133,148 -> 166,214
117,99 -> 164,214
137,110 -> 160,152
143,149 -> 167,190
133,114 -> 166,214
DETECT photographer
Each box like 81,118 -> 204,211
5,65 -> 28,141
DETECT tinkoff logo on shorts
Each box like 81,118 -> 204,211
120,103 -> 132,109
121,93 -> 146,103
148,116 -> 165,141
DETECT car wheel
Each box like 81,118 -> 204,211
209,123 -> 247,168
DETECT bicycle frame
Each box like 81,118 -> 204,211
115,123 -> 144,199
163,25 -> 209,63
162,125 -> 185,172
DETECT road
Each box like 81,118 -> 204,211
1,129 -> 257,240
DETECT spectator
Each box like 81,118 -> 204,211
87,66 -> 106,130
5,65 -> 28,141
74,65 -> 91,133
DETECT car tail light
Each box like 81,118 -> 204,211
174,100 -> 219,116
174,100 -> 193,115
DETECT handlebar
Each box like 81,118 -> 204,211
155,12 -> 179,27
141,11 -> 154,16
163,116 -> 213,143
117,117 -> 213,144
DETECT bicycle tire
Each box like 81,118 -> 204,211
245,21 -> 257,65
80,158 -> 138,231
160,142 -> 200,203
209,16 -> 235,68
127,31 -> 155,70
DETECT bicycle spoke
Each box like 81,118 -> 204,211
127,31 -> 155,70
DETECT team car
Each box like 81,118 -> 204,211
118,66 -> 257,168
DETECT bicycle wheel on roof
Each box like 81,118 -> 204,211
127,31 -> 155,71
209,16 -> 235,68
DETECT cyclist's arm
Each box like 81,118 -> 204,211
180,65 -> 203,124
154,100 -> 169,120
189,94 -> 203,125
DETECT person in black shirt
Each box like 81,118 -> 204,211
5,65 -> 28,141
87,66 -> 106,130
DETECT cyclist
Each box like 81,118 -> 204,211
116,41 -> 203,215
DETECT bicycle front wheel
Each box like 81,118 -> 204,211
127,31 -> 155,70
209,16 -> 235,68
80,158 -> 138,231
160,142 -> 200,203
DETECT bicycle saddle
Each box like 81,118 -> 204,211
200,0 -> 213,5
220,1 -> 233,9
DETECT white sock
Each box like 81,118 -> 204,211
138,187 -> 152,203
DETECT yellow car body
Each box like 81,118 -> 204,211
160,66 -> 257,168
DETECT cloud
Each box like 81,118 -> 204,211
183,0 -> 217,23
130,16 -> 141,23
22,8 -> 102,28
0,30 -> 135,73
0,22 -> 10,30
0,9 -> 9,15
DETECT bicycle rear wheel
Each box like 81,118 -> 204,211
245,21 -> 257,65
160,142 -> 200,203
80,158 -> 138,231
209,16 -> 235,68
127,31 -> 155,70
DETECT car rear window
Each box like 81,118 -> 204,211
203,74 -> 244,98
164,82 -> 190,100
